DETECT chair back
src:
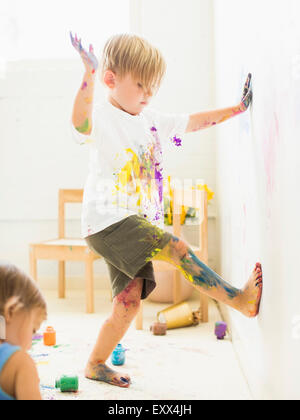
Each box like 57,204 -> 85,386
173,187 -> 208,259
58,189 -> 83,238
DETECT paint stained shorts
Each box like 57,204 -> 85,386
85,215 -> 173,300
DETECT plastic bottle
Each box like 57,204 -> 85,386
43,326 -> 56,346
215,321 -> 227,340
111,343 -> 126,366
55,375 -> 79,392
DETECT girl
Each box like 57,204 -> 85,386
0,262 -> 47,400
70,32 -> 263,388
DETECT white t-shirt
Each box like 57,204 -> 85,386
70,99 -> 189,238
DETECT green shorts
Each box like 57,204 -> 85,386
85,214 -> 173,300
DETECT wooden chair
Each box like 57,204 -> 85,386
29,189 -> 101,313
135,186 -> 209,330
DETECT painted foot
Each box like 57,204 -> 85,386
85,361 -> 131,388
240,263 -> 263,318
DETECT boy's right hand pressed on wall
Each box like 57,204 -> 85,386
70,31 -> 99,72
240,73 -> 253,111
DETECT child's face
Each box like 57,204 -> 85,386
5,307 -> 46,351
105,71 -> 157,116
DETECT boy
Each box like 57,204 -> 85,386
70,32 -> 262,388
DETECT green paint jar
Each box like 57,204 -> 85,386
55,375 -> 79,392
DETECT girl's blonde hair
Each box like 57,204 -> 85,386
99,33 -> 166,93
0,262 -> 47,317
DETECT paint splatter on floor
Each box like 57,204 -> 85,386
30,293 -> 251,400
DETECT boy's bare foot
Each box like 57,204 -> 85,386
85,361 -> 131,388
239,263 -> 263,318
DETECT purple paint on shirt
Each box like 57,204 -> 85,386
81,81 -> 88,90
172,135 -> 182,147
149,126 -> 165,223
151,127 -> 164,203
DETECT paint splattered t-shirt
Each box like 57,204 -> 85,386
71,99 -> 189,238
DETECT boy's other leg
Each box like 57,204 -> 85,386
85,277 -> 143,388
151,236 -> 263,318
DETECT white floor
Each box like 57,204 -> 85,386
32,289 -> 252,400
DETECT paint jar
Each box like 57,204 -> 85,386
55,375 -> 78,392
111,344 -> 126,366
43,326 -> 56,346
150,322 -> 167,335
157,302 -> 194,329
214,322 -> 227,340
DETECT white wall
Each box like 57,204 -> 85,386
214,0 -> 300,400
0,0 -> 217,290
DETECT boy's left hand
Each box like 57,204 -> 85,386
240,73 -> 252,112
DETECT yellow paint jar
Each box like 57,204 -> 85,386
157,301 -> 194,329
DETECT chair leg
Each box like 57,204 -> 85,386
29,247 -> 37,282
85,257 -> 94,314
58,261 -> 66,299
135,300 -> 143,330
173,270 -> 182,304
200,294 -> 209,323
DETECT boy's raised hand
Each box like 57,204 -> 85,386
240,73 -> 252,111
70,31 -> 99,72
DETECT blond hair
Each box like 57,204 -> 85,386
0,262 -> 47,317
99,33 -> 166,93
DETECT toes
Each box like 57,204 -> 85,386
256,276 -> 263,284
254,274 -> 262,283
255,267 -> 262,277
254,265 -> 262,275
119,377 -> 130,387
113,381 -> 129,388
111,377 -> 128,387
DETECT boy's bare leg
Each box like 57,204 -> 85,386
85,277 -> 143,388
151,236 -> 263,318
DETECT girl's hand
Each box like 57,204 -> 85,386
240,73 -> 252,112
70,31 -> 99,72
